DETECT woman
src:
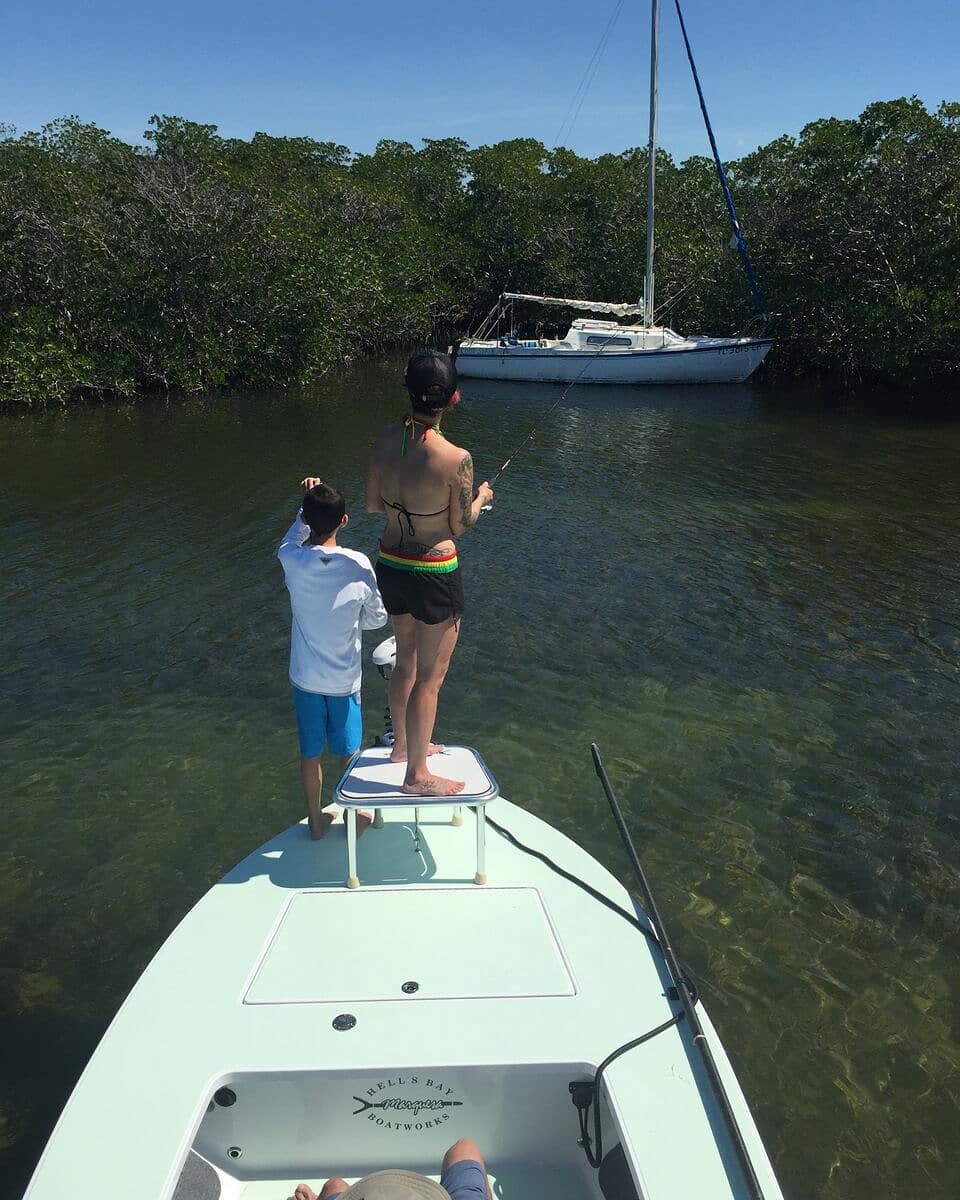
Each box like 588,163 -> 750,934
365,350 -> 493,796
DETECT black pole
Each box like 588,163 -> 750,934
590,743 -> 767,1200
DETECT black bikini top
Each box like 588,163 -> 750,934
382,416 -> 448,543
381,497 -> 448,542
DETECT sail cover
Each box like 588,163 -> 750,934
502,292 -> 644,317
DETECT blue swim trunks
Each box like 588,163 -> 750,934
326,1161 -> 487,1200
293,687 -> 362,758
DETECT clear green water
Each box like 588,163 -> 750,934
2,361 -> 958,1198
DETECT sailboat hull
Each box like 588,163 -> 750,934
456,337 -> 773,385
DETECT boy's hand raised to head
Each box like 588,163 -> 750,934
300,477 -> 323,491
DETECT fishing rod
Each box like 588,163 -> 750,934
589,742 -> 767,1200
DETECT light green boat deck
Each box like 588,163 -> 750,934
24,766 -> 784,1200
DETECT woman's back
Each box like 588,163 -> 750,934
372,421 -> 466,554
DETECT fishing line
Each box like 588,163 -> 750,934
482,334 -> 621,506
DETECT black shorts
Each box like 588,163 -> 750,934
375,557 -> 465,625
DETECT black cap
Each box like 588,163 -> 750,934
404,350 -> 458,408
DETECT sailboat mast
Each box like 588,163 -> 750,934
644,0 -> 660,327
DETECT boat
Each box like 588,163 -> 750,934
456,1 -> 774,386
24,638 -> 786,1200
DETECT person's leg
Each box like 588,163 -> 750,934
326,695 -> 371,834
389,614 -> 445,762
301,755 -> 333,839
294,688 -> 331,839
336,752 -> 371,836
402,617 -> 463,795
440,1138 -> 493,1200
291,1180 -> 348,1200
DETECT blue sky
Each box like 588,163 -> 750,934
3,0 -> 956,161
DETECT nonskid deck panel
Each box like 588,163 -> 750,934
244,886 -> 576,1003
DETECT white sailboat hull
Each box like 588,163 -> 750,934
457,337 -> 773,385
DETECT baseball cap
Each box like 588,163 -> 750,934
337,1169 -> 449,1200
404,350 -> 458,407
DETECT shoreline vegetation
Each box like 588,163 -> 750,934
1,97 -> 957,408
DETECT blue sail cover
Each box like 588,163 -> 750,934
673,0 -> 768,320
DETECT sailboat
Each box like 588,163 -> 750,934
456,0 -> 774,386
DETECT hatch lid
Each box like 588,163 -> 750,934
245,887 -> 576,1004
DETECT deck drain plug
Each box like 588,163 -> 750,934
333,1013 -> 357,1031
214,1087 -> 237,1107
401,981 -> 419,994
227,1147 -> 243,1160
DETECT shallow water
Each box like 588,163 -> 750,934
2,362 -> 959,1198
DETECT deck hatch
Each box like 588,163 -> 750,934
244,886 -> 575,1004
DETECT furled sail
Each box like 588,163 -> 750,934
502,293 -> 644,317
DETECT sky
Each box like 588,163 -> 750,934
3,0 -> 957,161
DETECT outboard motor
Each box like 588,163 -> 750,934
372,636 -> 397,747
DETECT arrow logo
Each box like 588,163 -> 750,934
352,1096 -> 464,1117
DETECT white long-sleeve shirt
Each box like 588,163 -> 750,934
277,515 -> 388,696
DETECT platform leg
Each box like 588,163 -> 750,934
451,804 -> 464,827
414,807 -> 422,853
346,810 -> 360,889
372,808 -> 384,829
474,804 -> 487,885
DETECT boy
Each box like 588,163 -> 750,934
278,479 -> 388,838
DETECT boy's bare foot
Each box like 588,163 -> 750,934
292,1187 -> 318,1200
390,742 -> 444,763
308,811 -> 336,840
402,773 -> 465,796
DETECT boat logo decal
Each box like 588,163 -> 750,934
352,1076 -> 463,1131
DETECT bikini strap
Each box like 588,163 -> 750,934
401,413 -> 445,457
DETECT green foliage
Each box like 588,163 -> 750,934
0,308 -> 97,406
731,97 -> 960,383
0,96 -> 957,405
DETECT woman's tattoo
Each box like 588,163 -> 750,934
457,454 -> 476,527
397,541 -> 448,558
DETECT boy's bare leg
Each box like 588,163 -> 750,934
403,617 -> 463,796
442,1138 -> 494,1200
337,753 -> 372,837
301,756 -> 334,840
388,614 -> 443,762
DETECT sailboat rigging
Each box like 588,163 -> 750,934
456,0 -> 773,386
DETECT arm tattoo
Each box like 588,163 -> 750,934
457,453 -> 476,529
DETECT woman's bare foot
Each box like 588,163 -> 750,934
402,772 -> 465,796
390,743 -> 444,764
308,811 -> 336,840
292,1186 -> 317,1200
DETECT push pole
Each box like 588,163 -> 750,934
590,742 -> 766,1200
